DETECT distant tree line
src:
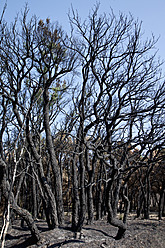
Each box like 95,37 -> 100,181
0,3 -> 165,245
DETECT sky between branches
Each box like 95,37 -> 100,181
1,0 -> 165,71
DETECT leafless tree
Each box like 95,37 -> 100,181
67,3 -> 165,238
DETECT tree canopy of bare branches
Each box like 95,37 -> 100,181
0,3 -> 165,246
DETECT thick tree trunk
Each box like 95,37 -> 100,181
26,131 -> 58,228
12,200 -> 40,242
106,174 -> 127,240
43,88 -> 64,225
112,178 -> 122,217
107,205 -> 127,240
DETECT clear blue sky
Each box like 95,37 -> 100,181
1,0 -> 165,64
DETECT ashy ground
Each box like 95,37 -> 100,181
2,213 -> 165,248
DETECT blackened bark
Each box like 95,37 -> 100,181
96,182 -> 102,220
43,88 -> 64,225
137,191 -> 143,218
71,155 -> 79,231
74,61 -> 89,232
26,130 -> 58,228
139,175 -> 150,219
102,165 -> 108,217
158,181 -> 165,220
76,141 -> 86,232
15,170 -> 25,204
13,94 -> 59,228
0,97 -> 7,160
112,178 -> 122,217
86,149 -> 95,224
122,185 -> 130,224
106,173 -> 127,240
12,200 -> 40,242
12,98 -> 58,227
144,176 -> 150,219
96,160 -> 103,220
115,227 -> 126,240
0,158 -> 40,243
32,170 -> 37,219
87,185 -> 93,224
31,166 -> 57,229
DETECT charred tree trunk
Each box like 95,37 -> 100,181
112,178 -> 122,217
43,87 -> 64,225
86,149 -> 95,225
144,175 -> 150,219
71,154 -> 79,232
74,67 -> 87,233
87,183 -> 93,225
0,158 -> 40,243
12,200 -> 40,242
12,97 -> 58,228
76,140 -> 86,233
158,181 -> 165,220
26,129 -> 58,228
137,190 -> 143,218
139,175 -> 150,219
32,169 -> 37,220
96,160 -> 103,220
31,165 -> 57,229
106,170 -> 128,240
15,169 -> 25,204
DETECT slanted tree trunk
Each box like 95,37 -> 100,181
31,165 -> 57,229
43,87 -> 64,225
0,158 -> 41,243
15,169 -> 26,204
12,199 -> 40,242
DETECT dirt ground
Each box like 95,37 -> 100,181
2,213 -> 165,248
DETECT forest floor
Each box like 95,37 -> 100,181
1,213 -> 165,248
